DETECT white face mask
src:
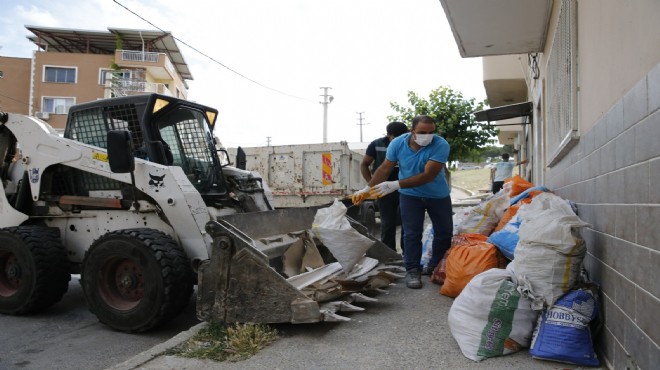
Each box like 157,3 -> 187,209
414,133 -> 434,146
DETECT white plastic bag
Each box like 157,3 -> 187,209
512,193 -> 591,310
420,224 -> 434,268
448,268 -> 537,362
457,190 -> 510,236
312,199 -> 375,274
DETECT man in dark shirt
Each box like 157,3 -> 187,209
359,121 -> 409,252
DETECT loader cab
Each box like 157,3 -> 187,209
63,94 -> 228,200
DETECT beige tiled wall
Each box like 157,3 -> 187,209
545,63 -> 660,370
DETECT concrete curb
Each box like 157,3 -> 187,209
105,322 -> 208,370
451,185 -> 476,197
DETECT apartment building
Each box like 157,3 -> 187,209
0,26 -> 192,130
439,0 -> 659,369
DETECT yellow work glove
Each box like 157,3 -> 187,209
351,185 -> 371,205
370,181 -> 401,198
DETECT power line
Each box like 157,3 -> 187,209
113,0 -> 315,103
0,92 -> 30,109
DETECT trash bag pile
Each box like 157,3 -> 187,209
437,175 -> 601,366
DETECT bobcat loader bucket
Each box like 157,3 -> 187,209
197,207 -> 402,324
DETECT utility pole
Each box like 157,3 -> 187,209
356,112 -> 370,142
319,87 -> 333,143
266,136 -> 272,146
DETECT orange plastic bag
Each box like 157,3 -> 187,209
494,204 -> 521,232
440,235 -> 507,298
505,175 -> 534,197
432,234 -> 487,285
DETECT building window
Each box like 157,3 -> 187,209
546,0 -> 578,167
44,66 -> 77,83
43,97 -> 75,114
99,69 -> 132,85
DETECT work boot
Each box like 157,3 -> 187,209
406,271 -> 422,289
421,265 -> 436,276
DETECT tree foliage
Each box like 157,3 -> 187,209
388,86 -> 497,162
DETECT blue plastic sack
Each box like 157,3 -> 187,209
510,186 -> 550,205
529,287 -> 600,366
487,215 -> 522,260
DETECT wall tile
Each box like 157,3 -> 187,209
586,178 -> 598,204
612,238 -> 658,298
612,340 -> 630,370
623,77 -> 649,130
584,127 -> 596,156
615,128 -> 636,169
595,122 -> 608,149
615,205 -> 636,243
613,271 -> 636,320
603,293 -> 625,343
641,249 -> 660,298
606,170 -> 625,204
651,158 -> 660,203
635,109 -> 660,163
575,180 -> 587,203
606,99 -> 625,142
600,140 -> 617,175
579,204 -> 595,227
635,288 -> 660,345
591,149 -> 603,179
649,62 -> 660,114
637,205 -> 660,253
624,321 -> 650,370
599,204 -> 616,236
608,236 -> 628,273
575,158 -> 585,182
595,175 -> 608,204
569,163 -> 579,185
650,343 -> 660,370
596,329 -> 615,369
623,162 -> 650,204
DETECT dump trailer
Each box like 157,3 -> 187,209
227,143 -> 379,235
0,94 -> 400,332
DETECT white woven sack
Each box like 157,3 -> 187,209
448,268 -> 537,362
512,193 -> 590,310
312,199 -> 375,274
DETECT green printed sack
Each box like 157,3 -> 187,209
448,268 -> 538,362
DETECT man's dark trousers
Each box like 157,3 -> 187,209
377,191 -> 401,252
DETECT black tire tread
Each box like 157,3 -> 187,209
83,228 -> 194,332
0,226 -> 70,314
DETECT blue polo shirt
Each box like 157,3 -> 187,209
386,133 -> 450,198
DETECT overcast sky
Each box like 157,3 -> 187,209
0,0 -> 486,148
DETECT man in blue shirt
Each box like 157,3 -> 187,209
360,121 -> 409,252
353,115 -> 453,289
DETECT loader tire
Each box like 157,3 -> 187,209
0,226 -> 70,315
360,202 -> 378,236
81,228 -> 194,333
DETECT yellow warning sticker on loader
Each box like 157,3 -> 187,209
92,151 -> 109,162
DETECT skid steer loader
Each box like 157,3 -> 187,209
0,94 -> 400,332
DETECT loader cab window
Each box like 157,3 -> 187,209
156,107 -> 225,194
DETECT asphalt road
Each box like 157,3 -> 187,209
0,275 -> 199,370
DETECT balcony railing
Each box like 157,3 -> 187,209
120,50 -> 160,63
105,77 -> 173,98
